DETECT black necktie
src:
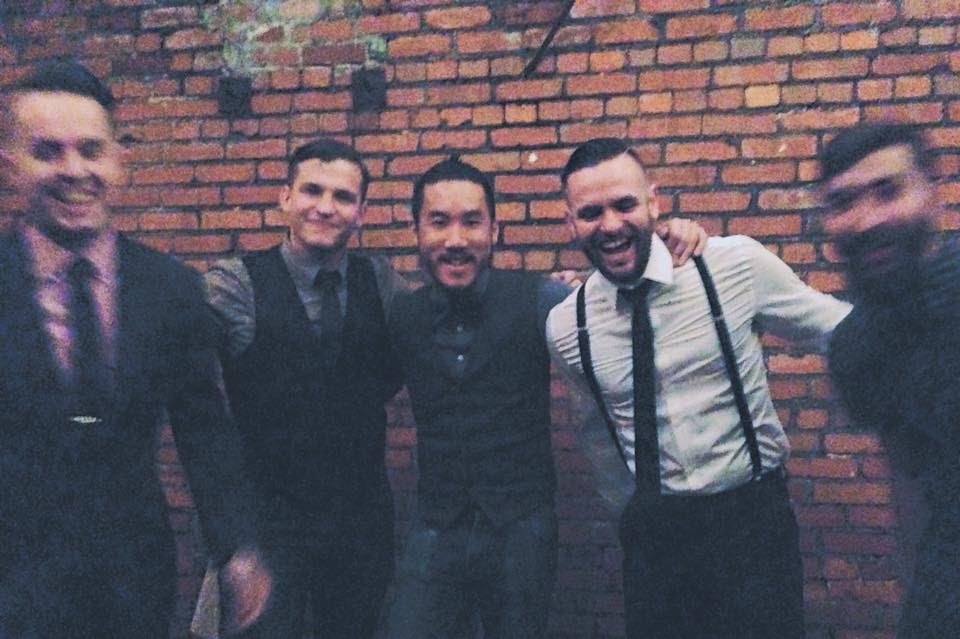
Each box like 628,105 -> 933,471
67,257 -> 110,416
314,269 -> 343,368
620,282 -> 660,493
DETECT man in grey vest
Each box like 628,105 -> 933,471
547,137 -> 851,639
205,139 -> 405,638
819,122 -> 960,637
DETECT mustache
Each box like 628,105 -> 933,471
835,220 -> 930,262
437,250 -> 476,263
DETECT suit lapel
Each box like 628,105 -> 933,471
113,237 -> 153,416
0,233 -> 64,401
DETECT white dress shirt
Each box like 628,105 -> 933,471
546,235 -> 851,502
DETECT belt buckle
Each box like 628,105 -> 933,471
67,415 -> 103,425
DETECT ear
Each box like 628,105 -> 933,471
278,184 -> 291,211
647,182 -> 661,221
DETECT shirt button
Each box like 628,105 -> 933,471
456,323 -> 464,333
456,354 -> 465,362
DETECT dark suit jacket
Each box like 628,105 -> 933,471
0,230 -> 252,597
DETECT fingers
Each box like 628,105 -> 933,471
657,219 -> 708,266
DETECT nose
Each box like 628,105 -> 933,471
444,224 -> 467,248
60,148 -> 88,180
315,191 -> 335,216
597,207 -> 624,234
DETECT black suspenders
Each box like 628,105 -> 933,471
575,255 -> 764,487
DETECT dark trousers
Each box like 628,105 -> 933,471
386,504 -> 557,639
620,472 -> 804,639
0,530 -> 175,639
898,506 -> 960,638
236,494 -> 394,639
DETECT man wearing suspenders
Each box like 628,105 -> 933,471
546,138 -> 851,639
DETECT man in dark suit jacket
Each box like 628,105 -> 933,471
0,61 -> 268,638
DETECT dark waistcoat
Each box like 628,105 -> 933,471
390,269 -> 556,528
222,247 -> 400,513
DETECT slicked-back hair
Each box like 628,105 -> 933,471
819,122 -> 934,184
561,137 -> 645,189
288,138 -> 370,201
411,156 -> 496,226
11,60 -> 115,111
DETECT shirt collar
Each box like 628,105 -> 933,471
19,221 -> 117,284
593,233 -> 674,298
280,236 -> 348,290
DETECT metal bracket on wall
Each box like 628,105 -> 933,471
522,0 -> 576,78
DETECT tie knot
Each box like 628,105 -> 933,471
313,269 -> 341,291
619,281 -> 651,307
68,256 -> 97,283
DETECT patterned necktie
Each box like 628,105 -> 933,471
620,281 -> 660,493
314,269 -> 343,369
67,257 -> 110,416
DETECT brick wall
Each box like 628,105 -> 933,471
2,1 -> 959,637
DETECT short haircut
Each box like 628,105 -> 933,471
288,138 -> 370,201
410,156 -> 496,226
819,122 -> 934,183
561,137 -> 645,188
11,60 -> 115,111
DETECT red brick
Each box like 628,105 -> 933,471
307,19 -> 353,41
793,57 -> 869,80
389,34 -> 451,58
825,434 -> 883,454
723,161 -> 797,185
196,163 -> 255,183
504,104 -> 537,124
164,28 -> 219,50
571,0 -> 634,17
357,12 -> 420,34
864,102 -> 944,124
200,210 -> 262,230
895,76 -> 931,98
132,165 -> 194,185
657,44 -> 692,65
304,43 -> 366,65
426,82 -> 491,105
460,152 -> 522,173
426,60 -> 457,81
223,186 -> 279,206
425,6 -> 491,30
566,73 -> 637,96
502,223 -> 570,245
638,68 -> 710,91
857,79 -> 894,101
679,191 -> 750,212
225,139 -> 286,160
841,30 -> 880,50
872,53 -> 945,75
804,32 -> 840,53
595,19 -> 659,45
666,14 -> 738,39
138,212 -> 198,231
902,0 -> 960,19
387,88 -> 425,107
714,62 -> 789,86
590,50 -> 627,72
637,93 -> 673,115
173,235 -> 232,254
694,40 -> 729,62
457,30 -> 522,54
757,188 -> 814,211
780,107 -> 860,130
560,122 -> 628,144
788,457 -> 858,479
355,133 -> 419,154
703,113 -> 777,135
708,88 -> 744,110
815,482 -> 891,505
666,141 -> 737,163
420,130 -> 487,150
628,115 -> 702,139
823,1 -> 897,26
496,174 -> 561,195
490,126 -> 557,147
768,36 -> 804,57
746,5 -> 815,30
647,165 -> 717,187
638,0 -> 709,11
250,93 -> 291,115
293,91 -> 352,111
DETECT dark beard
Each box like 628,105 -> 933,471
837,219 -> 932,304
582,227 -> 653,286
